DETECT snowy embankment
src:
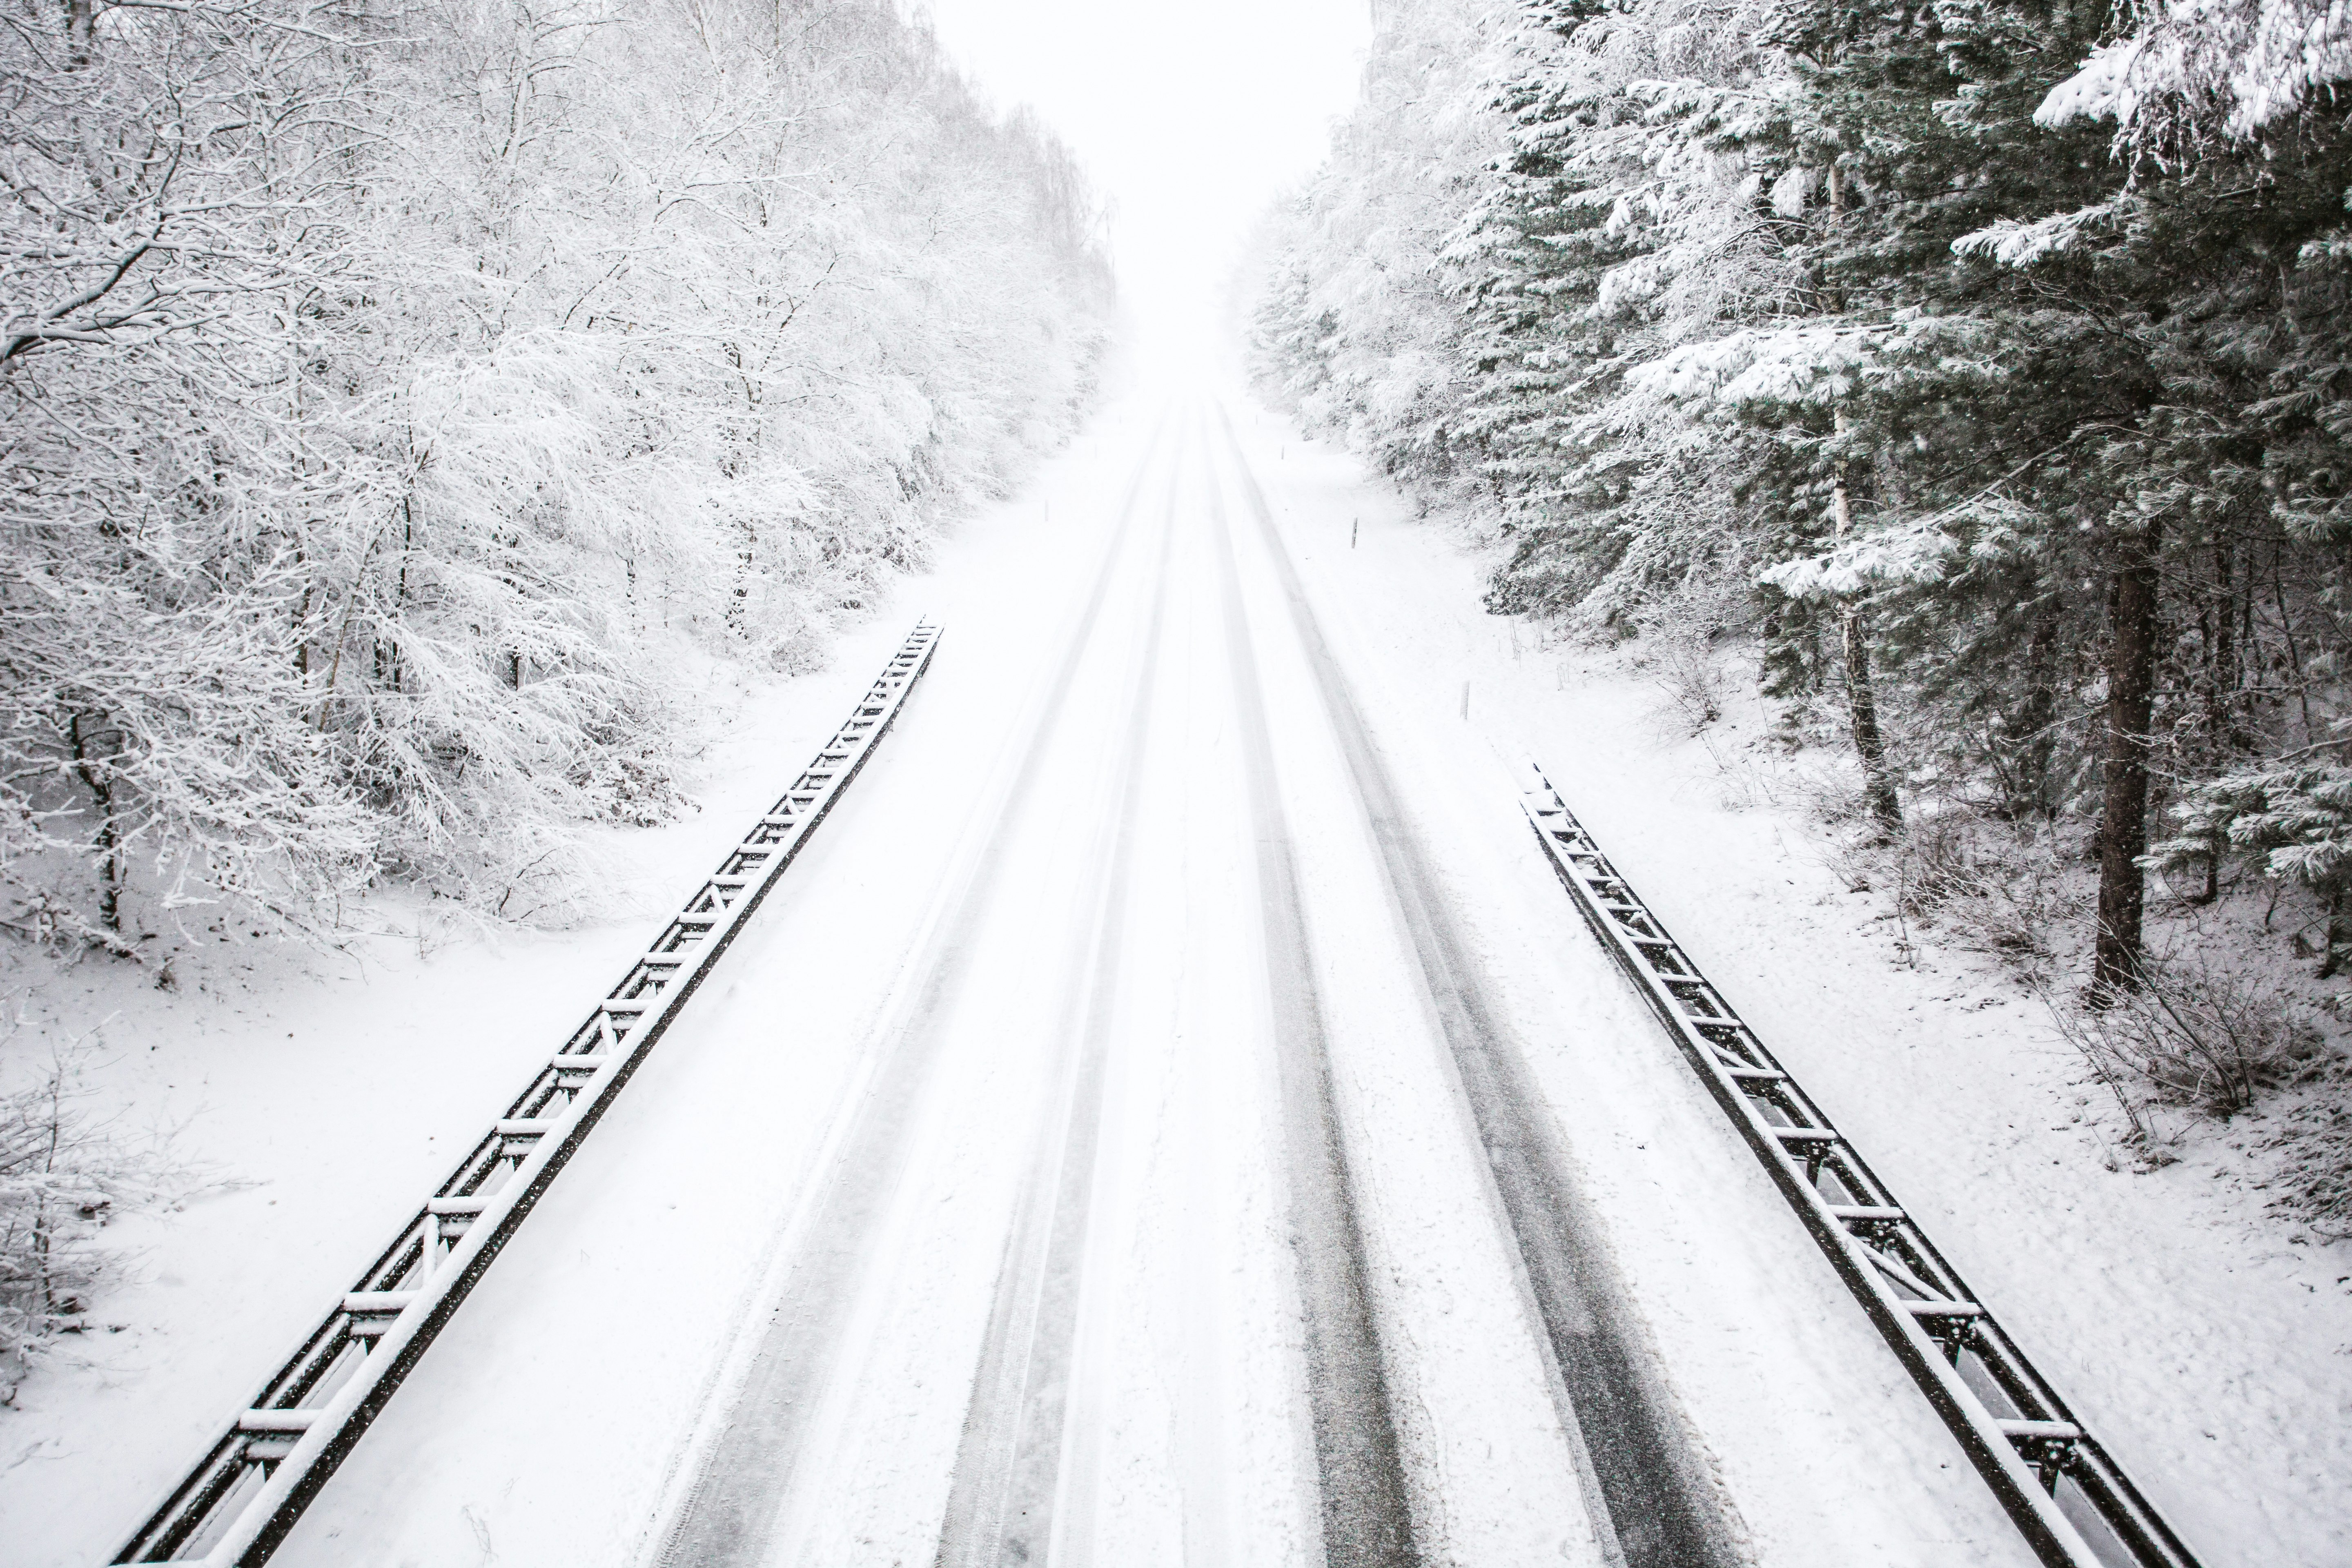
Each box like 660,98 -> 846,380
0,637 -> 918,1554
1226,405 -> 2352,1566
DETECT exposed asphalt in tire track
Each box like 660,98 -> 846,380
661,403 -> 1745,1568
1207,403 -> 1746,1568
654,416 -> 1178,1568
1207,439 -> 1423,1568
931,464 -> 1181,1568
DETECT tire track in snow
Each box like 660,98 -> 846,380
931,462 -> 1180,1568
1206,432 -> 1423,1568
651,414 -> 1179,1568
1205,404 -> 1745,1568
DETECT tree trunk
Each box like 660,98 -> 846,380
1840,604 -> 1901,832
2209,538 -> 2241,752
1830,415 -> 1902,835
728,517 -> 755,638
1817,171 -> 1900,833
2011,603 -> 2062,820
64,0 -> 93,67
2092,522 -> 2161,1000
68,710 -> 122,931
2189,540 -> 2238,903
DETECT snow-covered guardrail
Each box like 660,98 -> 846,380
1521,766 -> 2204,1568
113,623 -> 944,1567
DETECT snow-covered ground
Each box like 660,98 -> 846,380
2,376 -> 2344,1567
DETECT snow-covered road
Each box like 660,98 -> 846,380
190,394 -> 2040,1568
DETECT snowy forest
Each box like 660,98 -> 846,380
1251,0 -> 2352,1209
1,0 -> 1111,949
7,0 -> 2352,1556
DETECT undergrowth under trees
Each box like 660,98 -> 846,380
0,1002 -> 153,1401
1251,0 -> 2352,1207
2,0 -> 1112,945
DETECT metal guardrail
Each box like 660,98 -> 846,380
115,622 -> 944,1566
1520,766 -> 2203,1568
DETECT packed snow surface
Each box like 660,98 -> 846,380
3,379 -> 2344,1567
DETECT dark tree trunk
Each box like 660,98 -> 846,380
2186,540 -> 2241,902
2093,523 -> 2162,999
387,497 -> 412,694
728,517 -> 755,637
1829,411 -> 1901,835
2011,603 -> 2062,819
2320,886 -> 2348,980
2209,538 -> 2241,751
1841,603 -> 1902,833
68,710 -> 122,931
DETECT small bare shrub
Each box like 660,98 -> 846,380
2042,955 -> 2323,1146
0,1007 -> 150,1402
1651,637 -> 1728,735
2267,1081 -> 2352,1239
1932,826 -> 2063,969
1824,835 -> 1877,893
1633,575 -> 1748,736
1836,808 -> 2070,973
1697,732 -> 1796,811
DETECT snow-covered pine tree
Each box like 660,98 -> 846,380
2029,0 -> 2352,984
1248,0 -> 1506,501
1446,0 -> 1635,612
1253,0 -> 2352,990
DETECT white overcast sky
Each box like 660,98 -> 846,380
916,0 -> 1373,331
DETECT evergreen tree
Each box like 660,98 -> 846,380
1249,0 -> 2352,987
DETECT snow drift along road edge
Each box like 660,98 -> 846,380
113,624 -> 945,1568
1520,767 -> 2205,1568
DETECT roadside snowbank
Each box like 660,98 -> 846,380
0,657 -> 886,1559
